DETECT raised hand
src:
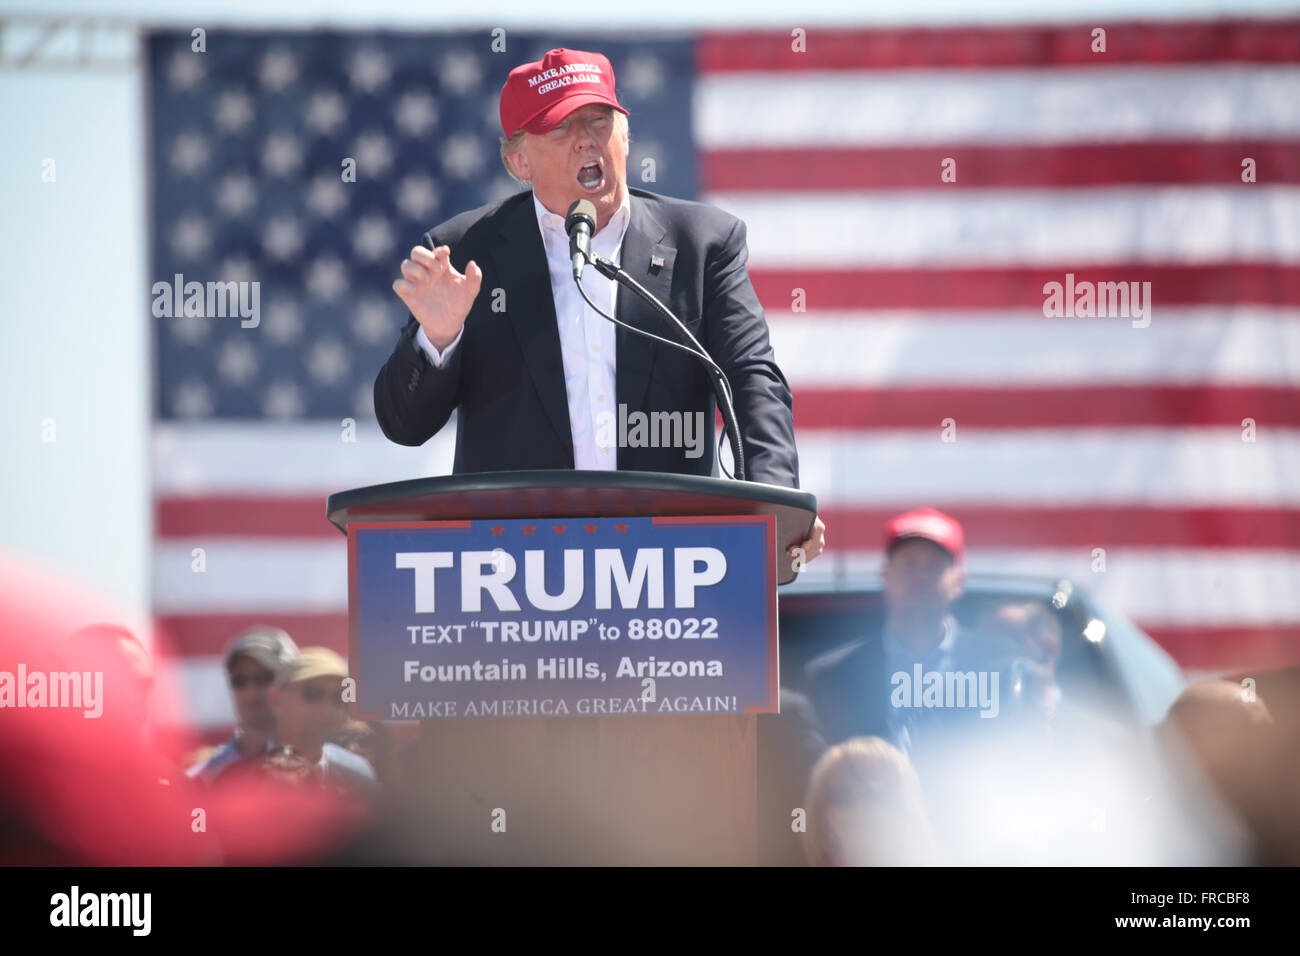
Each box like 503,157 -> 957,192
392,244 -> 483,350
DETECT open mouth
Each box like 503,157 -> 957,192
577,159 -> 604,191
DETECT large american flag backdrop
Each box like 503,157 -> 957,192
147,22 -> 1300,737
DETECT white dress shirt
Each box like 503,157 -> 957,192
416,189 -> 631,470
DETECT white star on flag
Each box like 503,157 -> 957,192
214,90 -> 255,132
260,49 -> 299,91
262,133 -> 304,176
215,173 -> 257,217
169,132 -> 211,176
348,48 -> 393,93
305,90 -> 348,135
217,338 -> 259,385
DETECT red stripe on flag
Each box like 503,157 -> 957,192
792,385 -> 1300,429
156,612 -> 349,657
157,495 -> 335,539
704,141 -> 1300,192
751,264 -> 1300,310
698,20 -> 1300,72
1143,623 -> 1300,671
817,506 -> 1300,550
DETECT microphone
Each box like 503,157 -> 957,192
565,199 -> 597,282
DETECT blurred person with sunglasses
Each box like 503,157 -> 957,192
267,647 -> 377,797
187,625 -> 298,785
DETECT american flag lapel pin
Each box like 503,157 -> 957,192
650,254 -> 665,272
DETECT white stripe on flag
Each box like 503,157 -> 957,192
158,425 -> 1300,503
156,657 -> 236,727
704,187 -> 1300,266
768,308 -> 1300,386
154,539 -> 347,613
154,419 -> 457,494
794,429 -> 1300,505
696,66 -> 1300,146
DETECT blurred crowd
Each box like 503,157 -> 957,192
1,508 -> 1297,866
770,508 -> 1300,867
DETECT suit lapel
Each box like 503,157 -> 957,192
497,196 -> 574,465
615,193 -> 676,468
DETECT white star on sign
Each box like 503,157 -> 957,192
440,133 -> 484,179
170,311 -> 210,344
394,174 -> 440,221
263,217 -> 305,261
394,90 -> 439,137
263,301 -> 304,344
621,55 -> 666,99
217,338 -> 259,385
304,90 -> 348,135
215,173 -> 257,218
260,49 -> 299,91
167,50 -> 205,91
214,90 -> 255,132
172,380 -> 214,419
305,256 -> 348,301
630,139 -> 664,174
352,215 -> 395,261
169,132 -> 210,176
263,381 -> 305,420
438,50 -> 483,95
171,214 -> 212,260
352,131 -> 394,177
352,296 -> 394,345
218,254 -> 258,285
305,175 -> 348,219
262,133 -> 303,176
307,339 -> 350,384
348,47 -> 392,93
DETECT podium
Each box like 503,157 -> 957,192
327,470 -> 817,864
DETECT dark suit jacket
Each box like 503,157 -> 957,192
373,187 -> 800,487
802,629 -> 895,749
804,621 -> 1022,752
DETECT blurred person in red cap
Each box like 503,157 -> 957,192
801,507 -> 969,757
0,556 -> 378,865
187,625 -> 298,785
373,45 -> 824,565
0,556 -> 213,864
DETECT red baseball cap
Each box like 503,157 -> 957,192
884,507 -> 965,564
499,48 -> 629,138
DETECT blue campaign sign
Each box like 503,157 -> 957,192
346,515 -> 778,720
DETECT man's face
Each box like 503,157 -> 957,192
983,604 -> 1062,668
882,538 -> 964,616
228,654 -> 275,731
509,104 -> 629,228
271,676 -> 347,752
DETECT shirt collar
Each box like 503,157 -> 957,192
883,615 -> 958,666
532,188 -> 631,242
232,726 -> 275,752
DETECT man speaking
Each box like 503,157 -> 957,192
374,47 -> 824,561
